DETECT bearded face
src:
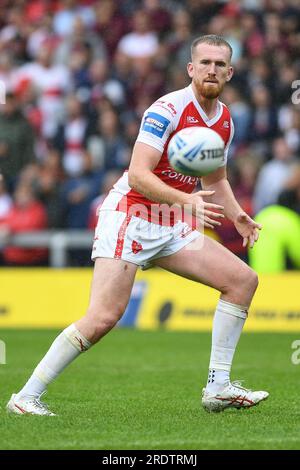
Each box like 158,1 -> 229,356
187,43 -> 233,100
194,77 -> 225,99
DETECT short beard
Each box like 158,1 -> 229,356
197,82 -> 224,99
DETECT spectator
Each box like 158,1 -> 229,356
121,111 -> 140,149
16,40 -> 71,138
24,0 -> 51,26
0,51 -> 17,91
248,84 -> 278,149
221,85 -> 251,148
53,0 -> 95,38
54,16 -> 106,69
264,12 -> 287,55
253,137 -> 297,213
26,13 -> 55,60
60,153 -> 102,229
89,58 -> 125,108
0,92 -> 35,189
274,65 -> 298,106
278,163 -> 300,215
164,9 -> 193,70
240,10 -> 265,58
16,158 -> 63,229
0,6 -> 28,64
0,177 -> 12,223
143,0 -> 172,37
249,205 -> 300,273
128,56 -> 165,110
17,162 -> 40,188
117,10 -> 159,60
86,108 -> 130,171
247,57 -> 274,92
0,183 -> 48,265
284,108 -> 300,154
54,94 -> 89,177
93,0 -> 127,59
186,0 -> 223,31
88,169 -> 123,230
36,150 -> 64,229
215,154 -> 260,260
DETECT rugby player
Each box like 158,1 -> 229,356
7,35 -> 268,415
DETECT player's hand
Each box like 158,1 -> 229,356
185,190 -> 225,229
234,212 -> 262,248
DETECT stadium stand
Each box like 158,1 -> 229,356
0,0 -> 299,267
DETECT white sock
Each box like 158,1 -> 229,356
16,324 -> 91,400
206,299 -> 248,394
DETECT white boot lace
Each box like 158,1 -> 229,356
32,392 -> 52,413
231,380 -> 251,392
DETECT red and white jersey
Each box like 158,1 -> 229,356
15,62 -> 71,138
100,84 -> 234,225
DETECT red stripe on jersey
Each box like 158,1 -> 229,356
114,215 -> 132,259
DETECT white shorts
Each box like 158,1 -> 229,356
92,210 -> 201,269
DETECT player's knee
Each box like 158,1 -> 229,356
246,268 -> 258,293
223,265 -> 258,299
250,269 -> 259,291
86,304 -> 125,336
238,266 -> 258,295
88,317 -> 117,340
94,316 -> 118,335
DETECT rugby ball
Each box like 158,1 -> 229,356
167,126 -> 225,177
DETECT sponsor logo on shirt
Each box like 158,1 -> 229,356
155,100 -> 177,116
187,116 -> 199,124
161,167 -> 198,185
142,112 -> 170,138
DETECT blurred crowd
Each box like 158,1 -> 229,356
0,0 -> 300,267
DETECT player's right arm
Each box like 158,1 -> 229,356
128,141 -> 224,228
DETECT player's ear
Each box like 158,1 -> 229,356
187,62 -> 193,78
226,66 -> 234,82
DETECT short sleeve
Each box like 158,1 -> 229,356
136,100 -> 178,153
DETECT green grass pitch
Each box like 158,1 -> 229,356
1,329 -> 300,450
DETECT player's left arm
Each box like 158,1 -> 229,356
201,166 -> 262,248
